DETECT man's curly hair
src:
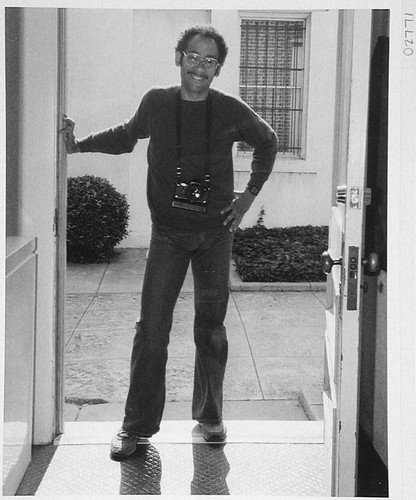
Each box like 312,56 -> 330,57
175,25 -> 228,66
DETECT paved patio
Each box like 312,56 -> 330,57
64,248 -> 326,424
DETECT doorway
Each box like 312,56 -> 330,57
2,4 -> 390,500
62,8 -> 330,431
21,5 -> 386,498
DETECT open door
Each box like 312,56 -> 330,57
322,10 -> 373,497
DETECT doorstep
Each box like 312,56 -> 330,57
57,420 -> 324,445
17,422 -> 326,497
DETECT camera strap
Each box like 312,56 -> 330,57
175,88 -> 213,188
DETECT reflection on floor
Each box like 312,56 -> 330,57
17,421 -> 326,497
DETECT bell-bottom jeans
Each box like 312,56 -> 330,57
122,224 -> 233,437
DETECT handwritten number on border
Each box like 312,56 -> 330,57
404,13 -> 414,56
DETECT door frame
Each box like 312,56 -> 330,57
54,8 -> 67,436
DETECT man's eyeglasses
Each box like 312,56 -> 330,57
182,51 -> 219,71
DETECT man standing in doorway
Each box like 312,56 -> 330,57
61,25 -> 278,461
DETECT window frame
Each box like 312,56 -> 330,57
238,10 -> 311,160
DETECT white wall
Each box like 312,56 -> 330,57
67,9 -> 211,247
66,9 -> 139,242
67,9 -> 338,246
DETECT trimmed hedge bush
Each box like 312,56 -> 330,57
232,225 -> 328,282
67,175 -> 130,263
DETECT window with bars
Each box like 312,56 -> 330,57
239,18 -> 306,157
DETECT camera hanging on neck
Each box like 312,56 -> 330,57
172,88 -> 213,213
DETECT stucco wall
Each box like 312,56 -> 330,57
67,9 -> 338,247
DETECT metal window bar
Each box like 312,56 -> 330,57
239,19 -> 306,156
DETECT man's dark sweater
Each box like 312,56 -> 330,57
77,86 -> 278,232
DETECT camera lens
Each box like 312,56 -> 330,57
187,182 -> 204,201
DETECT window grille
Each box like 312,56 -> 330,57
239,18 -> 306,156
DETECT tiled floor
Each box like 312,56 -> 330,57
64,248 -> 326,422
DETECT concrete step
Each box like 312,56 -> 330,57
64,398 -> 317,422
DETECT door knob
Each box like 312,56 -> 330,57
363,252 -> 380,273
321,251 -> 342,275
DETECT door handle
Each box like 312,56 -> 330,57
362,252 -> 380,274
321,251 -> 342,275
321,250 -> 380,275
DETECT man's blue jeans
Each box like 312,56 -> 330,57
122,224 -> 233,437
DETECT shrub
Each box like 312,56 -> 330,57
67,175 -> 130,263
232,225 -> 328,282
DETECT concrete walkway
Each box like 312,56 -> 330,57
64,248 -> 326,424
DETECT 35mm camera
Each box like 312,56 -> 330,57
172,181 -> 210,213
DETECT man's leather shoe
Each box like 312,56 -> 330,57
199,422 -> 227,442
110,428 -> 141,461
